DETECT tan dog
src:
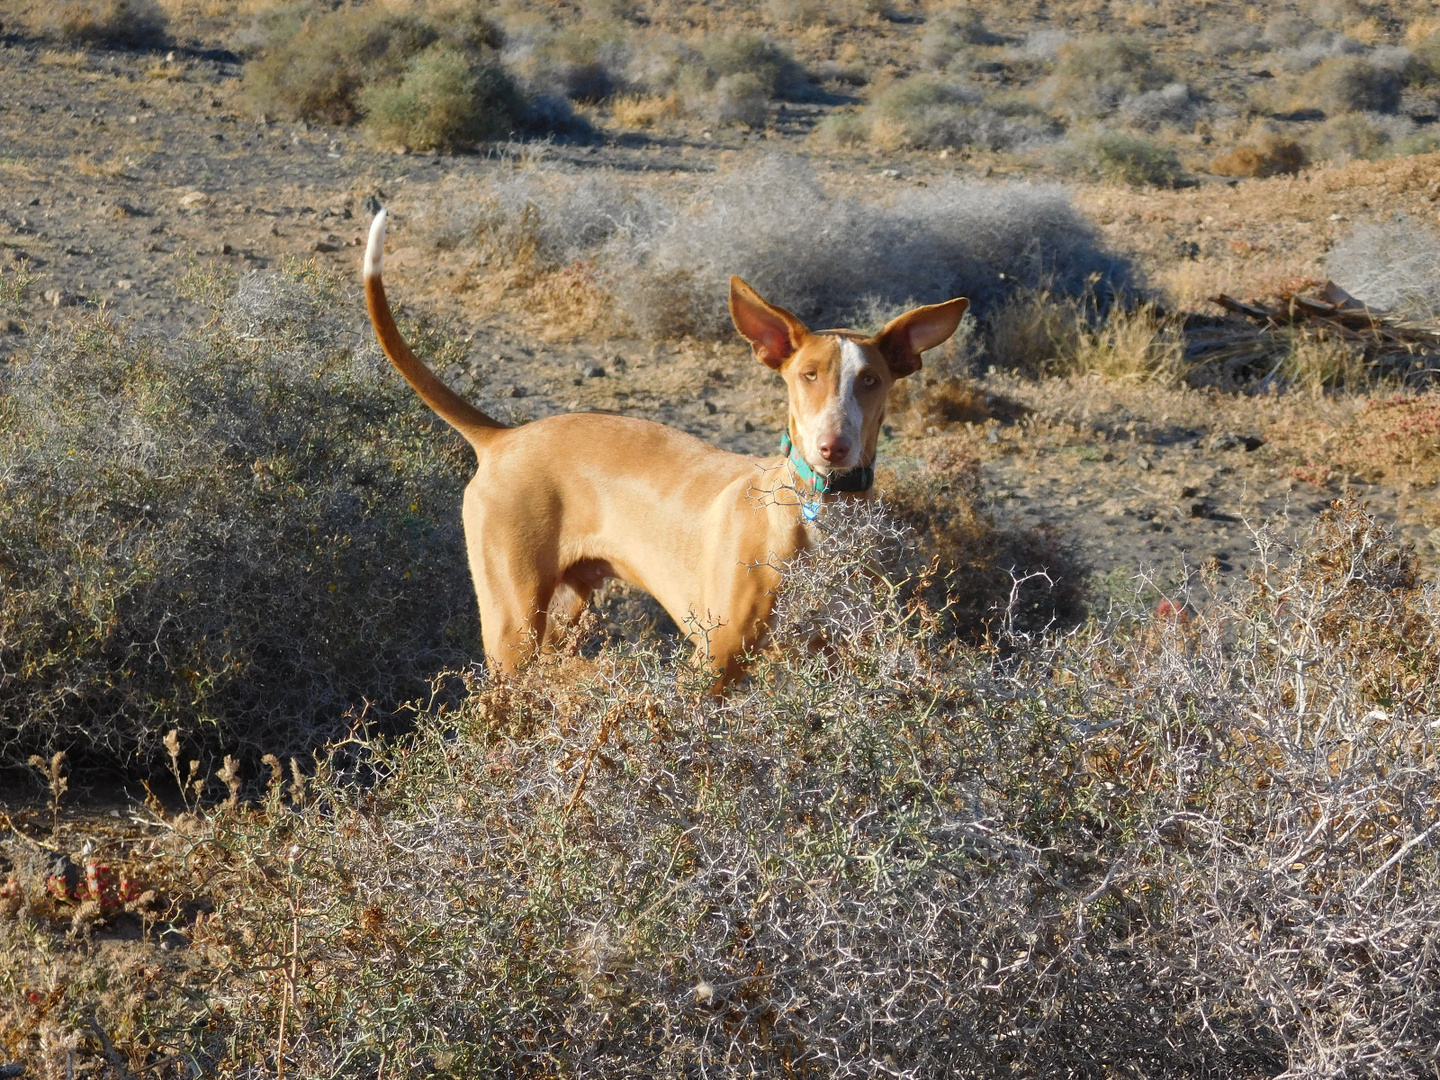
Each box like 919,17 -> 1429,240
363,209 -> 968,687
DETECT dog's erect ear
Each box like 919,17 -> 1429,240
730,276 -> 810,370
875,297 -> 970,377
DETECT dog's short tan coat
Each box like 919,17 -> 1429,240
363,210 -> 967,686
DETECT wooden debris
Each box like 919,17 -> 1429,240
1187,279 -> 1440,386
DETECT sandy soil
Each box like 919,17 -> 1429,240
2,35 -> 1438,604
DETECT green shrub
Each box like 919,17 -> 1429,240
242,4 -> 530,141
0,262 -> 476,773
1041,36 -> 1171,119
244,7 -> 443,124
360,42 -> 523,151
1300,55 -> 1403,114
1062,130 -> 1185,187
53,0 -> 168,48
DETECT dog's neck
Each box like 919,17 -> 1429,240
780,430 -> 873,495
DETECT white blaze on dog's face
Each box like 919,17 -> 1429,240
728,276 -> 970,477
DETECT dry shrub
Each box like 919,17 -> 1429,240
1040,35 -> 1172,120
984,288 -> 1181,382
919,4 -> 1002,68
831,75 -> 1059,152
422,156 -> 1132,343
168,499 -> 1440,1078
1116,81 -> 1199,131
1210,132 -> 1308,177
53,0 -> 169,48
0,262 -> 476,773
614,31 -> 811,127
1310,110 -> 1417,161
766,0 -> 888,27
1300,54 -> 1404,113
600,155 -> 1133,339
1328,218 -> 1440,322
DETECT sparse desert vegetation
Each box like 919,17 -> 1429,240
5,0 -> 1440,1075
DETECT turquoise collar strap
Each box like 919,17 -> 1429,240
780,431 -> 874,495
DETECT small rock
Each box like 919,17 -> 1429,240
179,190 -> 213,210
881,168 -> 902,179
582,364 -> 606,378
611,355 -> 628,373
743,420 -> 754,432
311,241 -> 338,253
1136,455 -> 1152,471
704,400 -> 718,415
504,385 -> 527,398
362,194 -> 383,215
1211,432 -> 1264,452
114,279 -> 134,290
42,289 -> 64,308
1187,500 -> 1212,519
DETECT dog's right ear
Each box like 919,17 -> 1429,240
729,276 -> 809,370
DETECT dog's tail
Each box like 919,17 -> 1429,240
364,209 -> 506,450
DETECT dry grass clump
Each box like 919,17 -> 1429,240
58,499 -> 1431,1078
52,0 -> 169,49
0,261 -> 476,774
242,4 -> 543,149
1040,35 -> 1173,120
984,287 -> 1182,382
819,75 -> 1058,152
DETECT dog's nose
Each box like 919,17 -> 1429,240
818,436 -> 850,463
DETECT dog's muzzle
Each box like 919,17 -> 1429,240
780,431 -> 874,495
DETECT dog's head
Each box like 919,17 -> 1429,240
729,277 -> 969,479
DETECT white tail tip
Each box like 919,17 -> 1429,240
364,208 -> 388,279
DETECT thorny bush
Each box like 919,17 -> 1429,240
166,499 -> 1440,1078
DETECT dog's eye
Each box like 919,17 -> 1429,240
803,370 -> 818,382
861,374 -> 879,388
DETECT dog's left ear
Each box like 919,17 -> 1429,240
875,297 -> 970,377
730,276 -> 810,370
